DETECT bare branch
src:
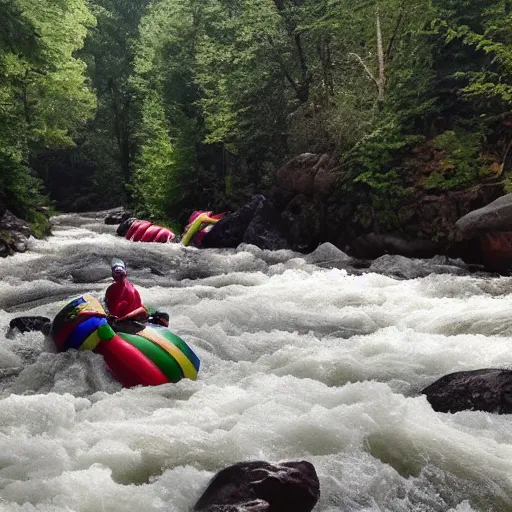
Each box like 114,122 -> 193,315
348,52 -> 378,85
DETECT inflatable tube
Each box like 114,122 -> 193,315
95,335 -> 169,387
52,295 -> 200,387
131,221 -> 152,242
140,224 -> 160,242
155,227 -> 175,243
125,220 -> 145,240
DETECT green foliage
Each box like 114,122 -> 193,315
0,0 -> 96,218
423,129 -> 489,189
3,0 -> 512,242
341,124 -> 420,230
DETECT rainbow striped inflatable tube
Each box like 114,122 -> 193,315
51,295 -> 200,387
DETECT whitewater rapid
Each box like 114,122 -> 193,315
1,212 -> 512,511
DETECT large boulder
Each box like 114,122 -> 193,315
422,369 -> 512,414
455,193 -> 512,236
194,460 -> 320,512
455,193 -> 512,270
202,195 -> 289,251
276,153 -> 338,197
281,195 -> 324,252
243,198 -> 289,250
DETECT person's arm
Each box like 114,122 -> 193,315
116,306 -> 149,322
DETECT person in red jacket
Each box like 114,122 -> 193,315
105,259 -> 149,323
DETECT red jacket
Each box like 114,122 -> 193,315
105,278 -> 144,318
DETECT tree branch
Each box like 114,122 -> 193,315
348,52 -> 378,85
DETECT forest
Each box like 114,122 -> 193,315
2,0 -> 511,239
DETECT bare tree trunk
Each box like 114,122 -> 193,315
376,9 -> 386,103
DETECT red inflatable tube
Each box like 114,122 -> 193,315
141,224 -> 163,242
131,221 -> 152,242
125,220 -> 145,240
95,335 -> 169,387
155,227 -> 174,243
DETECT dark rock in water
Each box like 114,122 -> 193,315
105,208 -> 133,225
203,195 -> 289,251
9,316 -> 51,336
0,238 -> 13,257
243,198 -> 289,250
422,369 -> 512,414
203,197 -> 262,248
0,210 -> 34,257
194,460 -> 320,512
281,194 -> 324,252
117,217 -> 137,237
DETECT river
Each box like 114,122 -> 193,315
1,212 -> 512,511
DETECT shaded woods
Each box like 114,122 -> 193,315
4,0 -> 512,243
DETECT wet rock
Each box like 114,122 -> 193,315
71,265 -> 111,283
0,238 -> 13,257
194,460 -> 320,512
281,194 -> 324,252
9,316 -> 52,336
0,210 -> 32,258
105,207 -> 133,225
243,198 -> 289,250
369,254 -> 470,279
117,217 -> 137,237
203,195 -> 288,251
422,369 -> 512,414
304,242 -> 358,271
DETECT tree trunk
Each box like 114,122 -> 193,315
376,10 -> 386,104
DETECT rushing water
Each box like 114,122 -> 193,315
1,212 -> 512,512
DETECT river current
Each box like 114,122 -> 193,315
1,212 -> 512,511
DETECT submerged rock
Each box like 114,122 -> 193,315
422,369 -> 512,414
8,316 -> 52,336
369,254 -> 471,279
194,460 -> 320,512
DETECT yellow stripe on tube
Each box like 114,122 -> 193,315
80,329 -> 102,351
139,327 -> 198,380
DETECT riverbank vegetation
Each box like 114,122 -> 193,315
2,0 -> 511,235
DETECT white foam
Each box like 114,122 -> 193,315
0,214 -> 511,511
